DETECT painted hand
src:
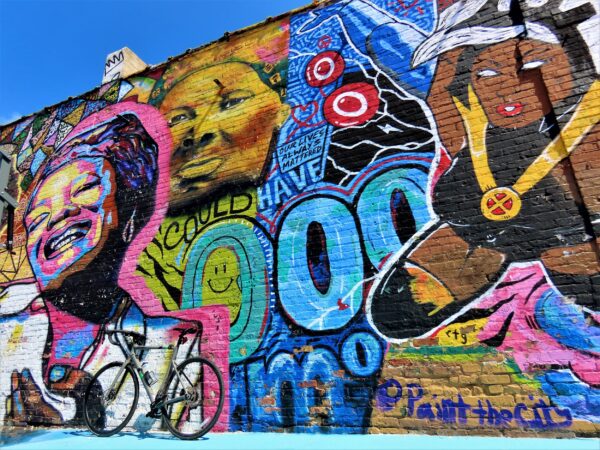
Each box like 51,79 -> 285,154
369,261 -> 461,341
6,369 -> 61,426
47,365 -> 96,425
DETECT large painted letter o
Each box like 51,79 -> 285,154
277,197 -> 363,331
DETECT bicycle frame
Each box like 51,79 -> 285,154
106,330 -> 199,414
85,325 -> 223,440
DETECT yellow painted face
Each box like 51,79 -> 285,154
159,62 -> 289,207
201,246 -> 242,323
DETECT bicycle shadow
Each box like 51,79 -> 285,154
67,418 -> 210,442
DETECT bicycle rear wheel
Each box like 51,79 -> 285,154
83,362 -> 139,436
162,357 -> 224,440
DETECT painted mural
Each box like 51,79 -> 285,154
0,0 -> 598,438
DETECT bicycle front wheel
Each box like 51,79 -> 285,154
83,362 -> 139,436
162,357 -> 224,440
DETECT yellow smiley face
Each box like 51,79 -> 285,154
201,246 -> 242,323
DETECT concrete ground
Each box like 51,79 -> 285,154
0,428 -> 598,450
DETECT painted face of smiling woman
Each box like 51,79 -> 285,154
22,114 -> 158,310
25,157 -> 118,291
158,62 -> 289,209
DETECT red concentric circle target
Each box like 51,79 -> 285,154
323,82 -> 379,127
305,51 -> 345,87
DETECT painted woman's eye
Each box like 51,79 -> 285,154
220,96 -> 249,111
477,69 -> 499,78
168,113 -> 191,126
73,179 -> 101,196
26,212 -> 48,233
521,60 -> 546,71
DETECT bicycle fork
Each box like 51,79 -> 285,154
145,344 -> 192,418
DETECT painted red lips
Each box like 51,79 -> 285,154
496,103 -> 524,117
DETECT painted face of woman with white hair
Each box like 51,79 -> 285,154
470,38 -> 574,128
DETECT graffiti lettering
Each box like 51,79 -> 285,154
279,127 -> 327,172
163,192 -> 254,250
1,0 -> 598,439
259,159 -> 323,210
376,380 -> 573,429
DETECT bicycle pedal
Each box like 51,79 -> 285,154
146,410 -> 162,419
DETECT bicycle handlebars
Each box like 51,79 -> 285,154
105,329 -> 146,346
105,326 -> 202,350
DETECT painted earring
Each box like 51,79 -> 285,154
122,209 -> 136,244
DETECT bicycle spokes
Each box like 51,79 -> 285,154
163,358 -> 224,439
84,363 -> 139,436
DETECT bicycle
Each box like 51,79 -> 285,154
83,326 -> 224,440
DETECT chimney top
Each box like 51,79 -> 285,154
102,47 -> 147,84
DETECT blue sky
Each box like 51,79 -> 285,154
0,0 -> 310,125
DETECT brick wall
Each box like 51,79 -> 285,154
0,0 -> 598,438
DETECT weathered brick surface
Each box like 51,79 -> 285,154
0,0 -> 598,440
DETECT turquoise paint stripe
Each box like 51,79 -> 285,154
1,429 -> 598,450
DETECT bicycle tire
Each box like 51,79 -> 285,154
83,361 -> 139,436
162,357 -> 224,440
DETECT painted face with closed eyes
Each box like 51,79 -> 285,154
471,39 -> 573,128
159,62 -> 289,208
24,157 -> 118,291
